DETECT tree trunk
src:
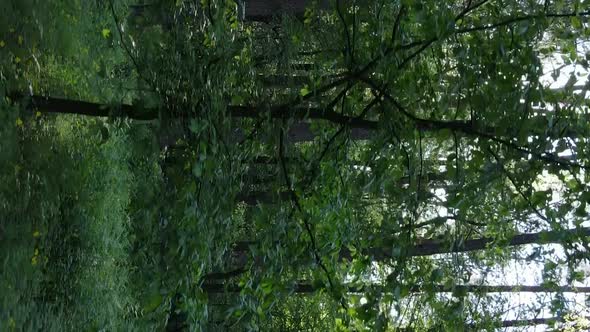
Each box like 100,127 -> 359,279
473,316 -> 590,328
203,227 -> 590,281
201,282 -> 590,294
239,0 -> 331,22
13,95 -> 586,142
233,227 -> 590,259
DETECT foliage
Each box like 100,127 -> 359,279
2,0 -> 590,331
0,101 -> 140,330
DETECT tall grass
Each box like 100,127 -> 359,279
0,102 -> 152,330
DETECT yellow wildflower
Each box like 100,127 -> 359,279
33,230 -> 40,238
15,118 -> 23,127
31,248 -> 39,265
36,111 -> 41,117
14,57 -> 21,64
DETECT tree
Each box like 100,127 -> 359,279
3,0 -> 590,331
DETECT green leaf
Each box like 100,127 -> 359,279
101,28 -> 111,39
260,281 -> 273,295
571,270 -> 585,282
189,119 -> 200,133
531,190 -> 551,206
142,293 -> 162,313
571,17 -> 582,30
574,202 -> 587,217
231,95 -> 244,105
300,86 -> 311,97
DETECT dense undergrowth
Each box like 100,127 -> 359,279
0,100 -> 162,330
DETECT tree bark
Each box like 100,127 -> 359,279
233,227 -> 590,259
203,227 -> 590,281
239,0 -> 331,22
473,315 -> 590,328
16,94 -> 377,128
201,282 -> 590,294
15,95 -> 583,141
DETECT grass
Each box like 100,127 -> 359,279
0,106 -> 155,331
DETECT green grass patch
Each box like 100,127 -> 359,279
0,104 -> 151,331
